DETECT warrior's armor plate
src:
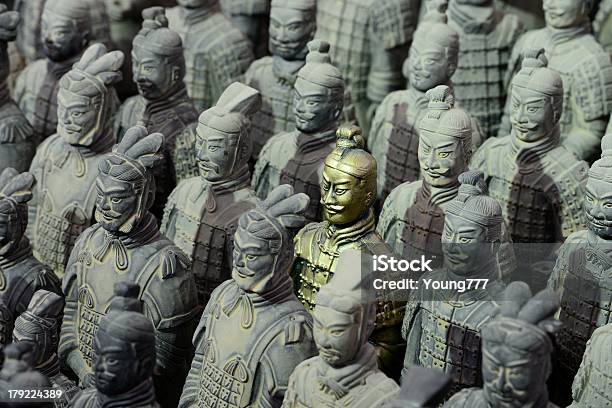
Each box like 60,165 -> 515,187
166,5 -> 255,112
314,0 -> 418,128
48,372 -> 79,408
0,240 -> 61,337
244,57 -> 299,159
28,134 -> 112,278
0,93 -> 35,173
471,136 -> 588,243
445,388 -> 558,408
0,299 -> 11,347
13,58 -> 75,142
252,129 -> 336,222
59,216 -> 200,378
179,280 -> 316,408
447,5 -> 523,138
402,271 -> 502,398
161,178 -> 258,305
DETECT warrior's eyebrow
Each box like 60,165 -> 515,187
434,141 -> 456,149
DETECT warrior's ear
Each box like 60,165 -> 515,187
171,65 -> 180,82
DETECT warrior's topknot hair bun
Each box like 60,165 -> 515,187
336,126 -> 365,150
426,85 -> 455,111
521,48 -> 548,69
0,5 -> 20,42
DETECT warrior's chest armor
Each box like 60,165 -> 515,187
33,149 -> 102,276
49,372 -> 79,408
557,246 -> 612,377
417,298 -> 497,396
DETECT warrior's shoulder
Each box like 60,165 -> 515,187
543,146 -> 589,183
294,222 -> 325,255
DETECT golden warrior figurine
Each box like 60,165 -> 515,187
292,125 -> 405,379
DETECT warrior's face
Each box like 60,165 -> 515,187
482,342 -> 547,408
585,178 -> 612,239
41,12 -> 87,62
313,305 -> 360,367
269,6 -> 314,60
442,213 -> 496,276
57,89 -> 100,146
407,42 -> 451,92
418,132 -> 466,188
293,78 -> 341,134
93,331 -> 141,396
544,0 -> 587,29
510,86 -> 556,143
195,127 -> 238,182
95,174 -> 140,233
321,166 -> 372,225
132,47 -> 179,100
232,227 -> 277,293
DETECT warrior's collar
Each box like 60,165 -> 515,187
180,2 -> 219,24
448,1 -> 496,35
272,56 -> 306,86
585,229 -> 612,257
295,127 -> 337,155
0,83 -> 10,106
510,127 -> 559,166
37,355 -> 60,378
0,237 -> 32,269
546,21 -> 591,46
57,126 -> 115,157
316,343 -> 377,399
192,166 -> 251,208
94,378 -> 157,408
419,181 -> 459,207
324,209 -> 376,247
46,53 -> 82,78
102,212 -> 160,249
142,86 -> 191,117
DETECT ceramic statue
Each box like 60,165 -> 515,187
161,82 -> 260,305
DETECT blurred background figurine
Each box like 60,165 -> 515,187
27,44 -> 122,279
244,0 -> 315,161
594,0 -> 612,54
161,82 -> 260,306
220,0 -> 270,58
252,40 -> 343,222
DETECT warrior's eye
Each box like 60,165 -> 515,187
604,202 -> 612,209
459,237 -> 470,244
106,358 -> 118,365
71,111 -> 84,117
330,329 -> 343,336
438,152 -> 450,158
322,182 -> 330,191
586,195 -> 594,202
246,254 -> 257,261
335,189 -> 347,195
527,106 -> 539,113
111,198 -> 122,204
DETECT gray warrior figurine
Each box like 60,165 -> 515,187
401,170 -> 504,400
471,48 -> 588,244
546,133 -> 612,404
161,82 -> 260,305
0,168 -> 61,340
282,249 -> 400,407
0,341 -> 35,389
315,0 -> 419,134
178,185 -> 317,407
166,0 -> 255,112
220,0 -> 270,58
377,85 -> 472,268
446,0 -> 523,139
594,0 -> 612,54
568,323 -> 612,408
59,126 -> 199,407
13,0 -> 90,142
500,0 -> 612,161
0,6 -> 35,174
444,282 -> 561,408
252,40 -> 343,221
370,2 -> 482,203
244,0 -> 315,160
12,290 -> 78,407
115,7 -> 199,214
71,282 -> 160,408
493,0 -> 545,31
28,44 -> 122,279
292,126 -> 405,378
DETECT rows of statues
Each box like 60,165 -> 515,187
0,0 -> 611,407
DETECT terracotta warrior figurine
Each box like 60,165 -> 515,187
546,133 -> 612,404
471,48 -> 588,244
446,0 -> 523,139
0,6 -> 35,175
594,0 -> 612,54
283,249 -> 400,407
71,282 -> 160,408
444,282 -> 561,408
0,341 -> 35,387
252,40 -> 343,221
370,2 -> 483,203
390,366 -> 452,408
166,0 -> 255,112
568,323 -> 612,408
244,0 -> 315,160
500,0 -> 612,161
292,126 -> 405,378
377,85 -> 472,268
493,0 -> 545,31
0,168 -> 61,339
315,0 -> 419,134
28,44 -> 122,279
115,7 -> 199,214
179,185 -> 317,407
13,0 -> 91,142
12,290 -> 78,407
220,0 -> 270,58
402,170 -> 504,400
161,82 -> 260,305
59,126 -> 199,407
